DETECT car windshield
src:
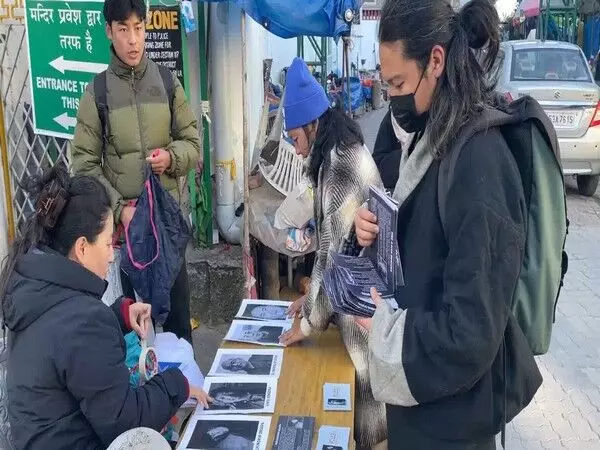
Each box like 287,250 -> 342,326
511,48 -> 591,82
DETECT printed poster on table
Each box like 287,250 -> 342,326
178,414 -> 271,450
208,348 -> 284,378
224,320 -> 291,347
235,299 -> 292,322
200,376 -> 278,415
315,426 -> 351,450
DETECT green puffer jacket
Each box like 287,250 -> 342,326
71,48 -> 201,224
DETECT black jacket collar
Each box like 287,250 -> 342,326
16,247 -> 107,299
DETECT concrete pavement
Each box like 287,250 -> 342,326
356,108 -> 600,449
507,185 -> 600,449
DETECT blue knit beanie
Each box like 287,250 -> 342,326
283,57 -> 330,131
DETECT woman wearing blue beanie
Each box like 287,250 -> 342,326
279,57 -> 387,450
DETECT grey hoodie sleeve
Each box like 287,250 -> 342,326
368,130 -> 526,406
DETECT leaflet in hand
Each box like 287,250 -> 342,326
323,185 -> 402,317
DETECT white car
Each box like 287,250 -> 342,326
495,40 -> 600,196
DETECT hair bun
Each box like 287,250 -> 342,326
34,165 -> 71,229
459,0 -> 499,50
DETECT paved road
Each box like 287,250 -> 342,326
356,109 -> 600,449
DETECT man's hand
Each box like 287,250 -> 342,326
355,207 -> 379,248
354,288 -> 383,331
189,385 -> 213,409
120,205 -> 136,229
129,302 -> 151,339
287,294 -> 307,319
146,148 -> 171,175
279,321 -> 306,346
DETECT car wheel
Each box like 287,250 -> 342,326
577,175 -> 600,197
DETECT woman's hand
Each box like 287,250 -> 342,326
354,288 -> 383,331
279,321 -> 307,346
189,385 -> 213,409
287,295 -> 307,319
129,302 -> 151,339
354,207 -> 379,248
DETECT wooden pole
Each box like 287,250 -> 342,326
241,10 -> 253,298
0,97 -> 15,242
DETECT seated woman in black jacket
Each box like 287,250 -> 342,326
0,164 -> 210,449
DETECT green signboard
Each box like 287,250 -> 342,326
25,0 -> 109,139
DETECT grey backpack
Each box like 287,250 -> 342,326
438,95 -> 569,356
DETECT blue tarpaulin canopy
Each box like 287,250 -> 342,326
200,0 -> 361,39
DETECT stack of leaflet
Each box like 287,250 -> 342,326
323,186 -> 403,317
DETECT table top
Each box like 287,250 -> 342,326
221,324 -> 356,449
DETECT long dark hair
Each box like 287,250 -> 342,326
0,164 -> 111,318
307,104 -> 365,185
379,0 -> 499,157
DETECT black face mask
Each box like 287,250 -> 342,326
389,70 -> 429,133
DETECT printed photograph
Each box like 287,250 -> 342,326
208,382 -> 267,411
236,299 -> 292,321
225,320 -> 291,346
189,420 -> 256,449
202,376 -> 278,415
179,415 -> 271,450
209,348 -> 284,378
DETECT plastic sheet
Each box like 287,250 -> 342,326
200,0 -> 360,39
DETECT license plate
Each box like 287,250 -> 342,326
546,110 -> 581,128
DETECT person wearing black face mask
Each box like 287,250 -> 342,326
372,72 -> 430,191
348,1 -> 544,449
388,70 -> 428,134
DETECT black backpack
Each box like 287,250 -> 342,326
93,64 -> 175,158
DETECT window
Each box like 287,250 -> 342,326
511,48 -> 591,82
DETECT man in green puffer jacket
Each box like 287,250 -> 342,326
72,0 -> 200,343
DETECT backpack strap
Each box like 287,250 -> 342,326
437,106 -> 510,235
437,96 -> 560,236
156,64 -> 175,136
93,71 -> 116,160
93,66 -> 176,158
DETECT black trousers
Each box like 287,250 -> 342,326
387,408 -> 496,450
120,260 -> 193,344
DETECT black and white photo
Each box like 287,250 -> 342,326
272,416 -> 315,450
177,415 -> 271,450
224,320 -> 291,346
235,299 -> 292,322
323,383 -> 352,412
208,349 -> 283,377
202,376 -> 278,414
315,426 -> 350,450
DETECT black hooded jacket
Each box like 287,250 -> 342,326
4,248 -> 189,449
370,109 -> 542,449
